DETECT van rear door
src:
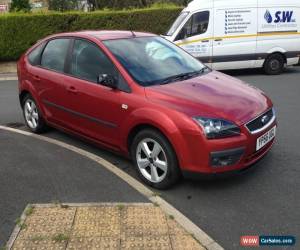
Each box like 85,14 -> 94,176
212,6 -> 258,70
172,10 -> 213,67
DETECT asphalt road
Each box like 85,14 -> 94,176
1,67 -> 299,249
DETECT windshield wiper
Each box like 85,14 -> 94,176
159,67 -> 208,85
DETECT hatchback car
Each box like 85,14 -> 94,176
18,31 -> 277,189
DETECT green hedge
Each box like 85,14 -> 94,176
0,7 -> 182,61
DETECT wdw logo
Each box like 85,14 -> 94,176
264,10 -> 296,23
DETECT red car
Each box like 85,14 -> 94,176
17,31 -> 277,189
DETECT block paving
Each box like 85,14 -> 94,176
10,204 -> 205,250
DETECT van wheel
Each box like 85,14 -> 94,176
131,129 -> 180,189
263,54 -> 285,75
22,94 -> 48,133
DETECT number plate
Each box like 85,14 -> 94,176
256,126 -> 276,151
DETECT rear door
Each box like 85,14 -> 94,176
35,38 -> 72,127
173,10 -> 213,67
212,5 -> 258,70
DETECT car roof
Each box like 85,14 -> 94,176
51,30 -> 156,41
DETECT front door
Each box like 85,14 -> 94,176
173,10 -> 213,67
62,39 -> 126,147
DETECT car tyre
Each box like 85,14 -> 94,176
131,129 -> 181,189
22,94 -> 48,133
263,53 -> 285,75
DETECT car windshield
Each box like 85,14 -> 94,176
103,36 -> 207,87
166,11 -> 189,36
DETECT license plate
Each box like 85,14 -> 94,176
256,126 -> 276,151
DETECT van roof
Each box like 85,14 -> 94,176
185,0 -> 299,12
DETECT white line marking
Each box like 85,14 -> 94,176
0,125 -> 223,250
0,77 -> 18,81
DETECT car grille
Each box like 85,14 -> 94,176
246,108 -> 275,133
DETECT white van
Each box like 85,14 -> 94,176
165,0 -> 300,74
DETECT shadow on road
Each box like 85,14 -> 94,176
221,66 -> 299,77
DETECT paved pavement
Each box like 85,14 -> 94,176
0,62 -> 17,74
10,204 -> 205,250
1,67 -> 300,249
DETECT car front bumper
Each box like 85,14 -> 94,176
178,119 -> 277,175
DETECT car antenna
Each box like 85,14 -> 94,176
131,30 -> 136,37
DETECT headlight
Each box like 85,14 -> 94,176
193,117 -> 241,139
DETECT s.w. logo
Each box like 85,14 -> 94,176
264,10 -> 272,23
264,10 -> 296,23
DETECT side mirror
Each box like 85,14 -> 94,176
97,74 -> 118,89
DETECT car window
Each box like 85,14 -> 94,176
70,39 -> 117,83
28,43 -> 44,66
41,39 -> 70,72
191,11 -> 209,36
176,11 -> 209,40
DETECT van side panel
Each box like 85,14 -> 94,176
256,5 -> 300,67
212,6 -> 258,70
171,0 -> 300,70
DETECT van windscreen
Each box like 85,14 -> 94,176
166,12 -> 189,36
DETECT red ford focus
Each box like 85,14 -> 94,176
17,31 -> 277,189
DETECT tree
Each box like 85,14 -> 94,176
48,0 -> 79,12
10,0 -> 31,12
87,0 -> 98,11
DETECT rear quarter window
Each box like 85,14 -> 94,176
28,43 -> 45,66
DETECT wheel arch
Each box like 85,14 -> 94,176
265,51 -> 287,64
19,90 -> 31,106
121,107 -> 199,168
127,124 -> 170,154
19,84 -> 46,119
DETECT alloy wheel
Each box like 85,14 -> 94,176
136,138 -> 168,183
24,99 -> 39,129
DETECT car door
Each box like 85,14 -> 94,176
173,10 -> 213,67
62,38 -> 127,147
34,38 -> 72,127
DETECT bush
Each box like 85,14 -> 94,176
0,7 -> 182,61
92,0 -> 190,10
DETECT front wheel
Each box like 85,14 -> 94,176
131,129 -> 180,189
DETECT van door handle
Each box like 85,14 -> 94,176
201,40 -> 209,43
214,38 -> 223,42
67,86 -> 78,94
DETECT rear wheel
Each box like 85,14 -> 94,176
131,129 -> 180,189
22,94 -> 48,133
263,53 -> 285,75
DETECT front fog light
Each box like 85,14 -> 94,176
210,147 -> 245,167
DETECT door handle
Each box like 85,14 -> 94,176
214,38 -> 223,42
67,86 -> 78,94
201,40 -> 209,43
33,75 -> 40,81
